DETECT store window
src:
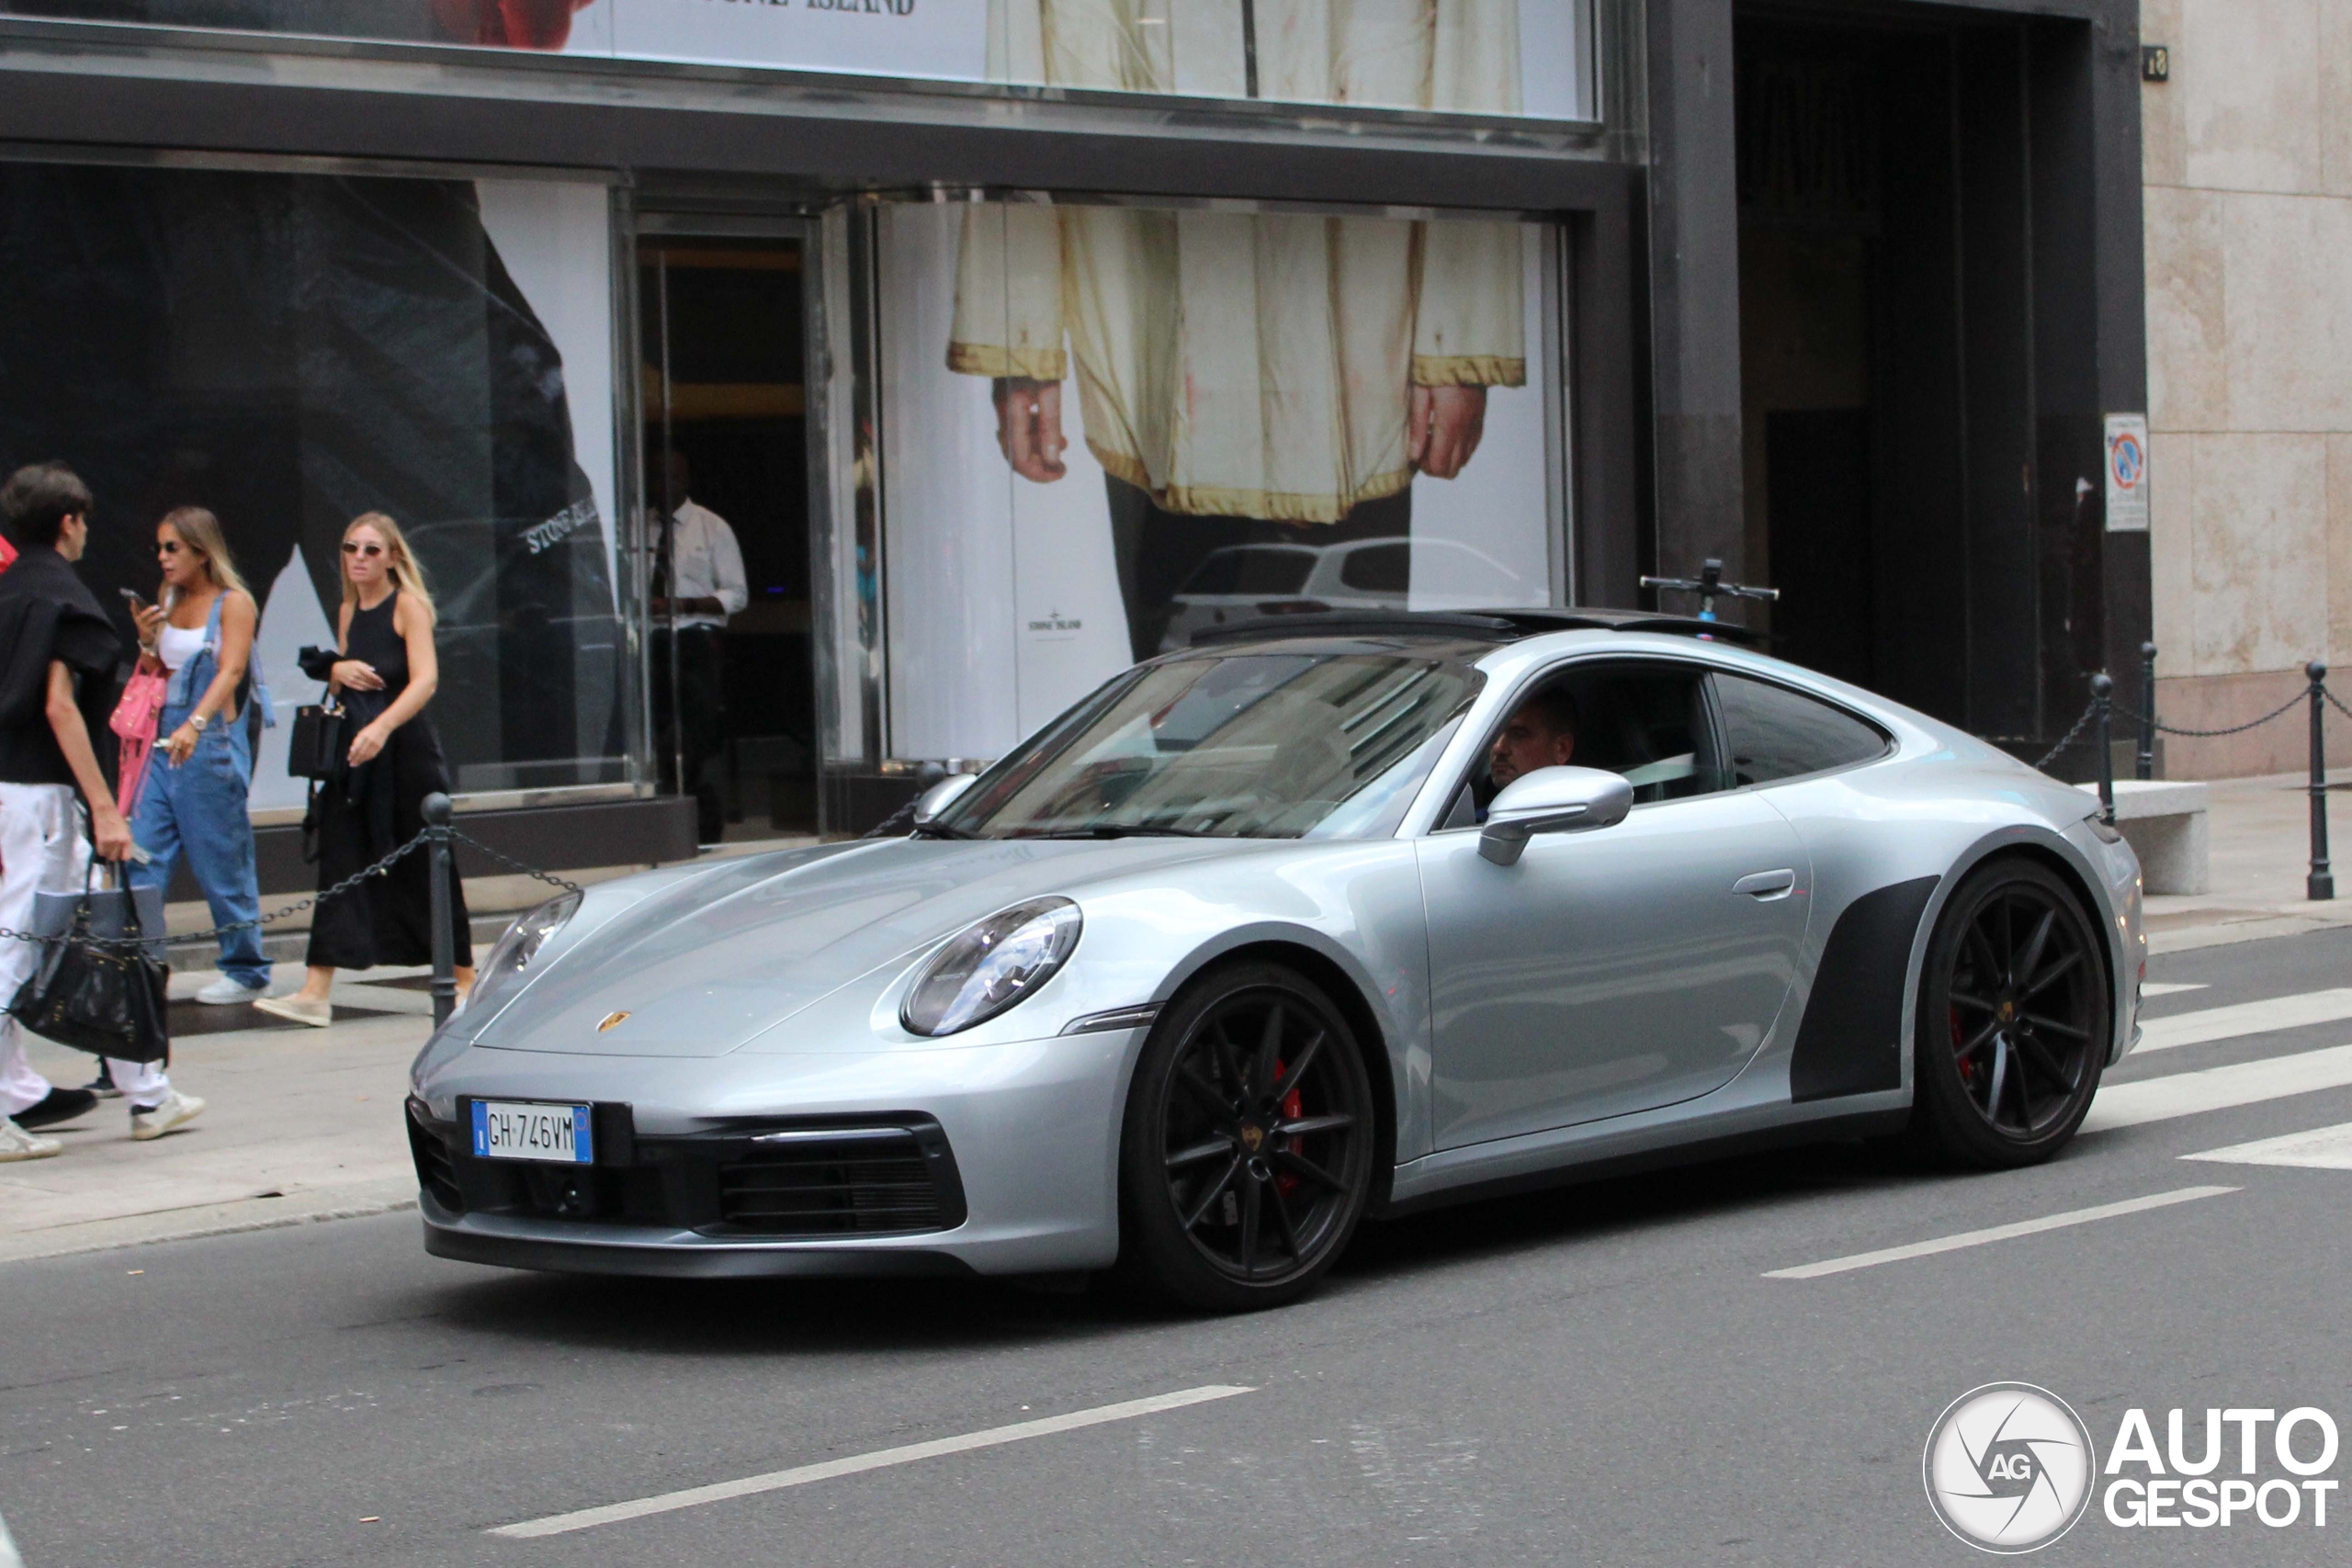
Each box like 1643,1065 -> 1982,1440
865,196 -> 1564,766
0,163 -> 628,809
5,0 -> 1597,121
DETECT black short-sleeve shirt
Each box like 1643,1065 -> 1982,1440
0,547 -> 128,791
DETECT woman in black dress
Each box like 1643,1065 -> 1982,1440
255,512 -> 472,1026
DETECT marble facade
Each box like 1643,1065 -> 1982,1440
2143,0 -> 2352,775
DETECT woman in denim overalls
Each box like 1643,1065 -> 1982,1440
127,506 -> 271,1010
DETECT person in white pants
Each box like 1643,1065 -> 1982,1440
0,782 -> 184,1131
0,463 -> 202,1160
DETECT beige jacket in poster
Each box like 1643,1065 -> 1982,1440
946,0 -> 1528,524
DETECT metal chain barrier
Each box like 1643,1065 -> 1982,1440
2147,691 -> 2309,739
2325,683 -> 2352,727
0,827 -> 435,953
2032,703 -> 2102,773
448,829 -> 582,897
0,820 -> 577,960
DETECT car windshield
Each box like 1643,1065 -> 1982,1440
939,645 -> 1486,840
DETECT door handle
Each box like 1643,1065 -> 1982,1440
1733,870 -> 1797,899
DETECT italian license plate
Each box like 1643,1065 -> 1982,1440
470,1100 -> 594,1165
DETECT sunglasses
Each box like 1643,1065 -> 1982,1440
342,541 -> 385,558
156,540 -> 184,555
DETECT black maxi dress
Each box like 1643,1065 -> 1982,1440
307,589 -> 473,970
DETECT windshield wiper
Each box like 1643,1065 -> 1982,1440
1033,824 -> 1220,840
909,820 -> 982,840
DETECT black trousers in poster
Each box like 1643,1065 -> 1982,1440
1102,478 -> 1414,664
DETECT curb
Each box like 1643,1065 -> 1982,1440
0,1179 -> 419,1266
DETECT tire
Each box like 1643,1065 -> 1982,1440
1116,962 -> 1376,1312
1908,859 -> 2111,1169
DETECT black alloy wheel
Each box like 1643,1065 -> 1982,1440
1911,859 -> 2111,1168
1118,962 -> 1375,1311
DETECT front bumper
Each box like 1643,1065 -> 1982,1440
407,1029 -> 1141,1277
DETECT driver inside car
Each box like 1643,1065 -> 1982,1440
1487,686 -> 1581,791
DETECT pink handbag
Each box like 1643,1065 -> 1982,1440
110,669 -> 167,813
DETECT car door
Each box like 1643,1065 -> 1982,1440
1418,657 -> 1812,1149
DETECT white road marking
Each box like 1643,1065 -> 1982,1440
490,1384 -> 1255,1540
2136,987 -> 2352,1054
2083,1043 -> 2352,1132
1764,1186 -> 2237,1280
2139,981 -> 2208,998
2182,1121 -> 2352,1171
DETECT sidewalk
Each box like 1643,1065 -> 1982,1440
2129,771 -> 2352,953
7,788 -> 2351,1264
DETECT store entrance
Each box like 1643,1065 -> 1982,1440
1735,8 -> 2105,751
639,234 -> 817,842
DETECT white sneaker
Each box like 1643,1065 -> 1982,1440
254,995 -> 333,1029
130,1090 -> 206,1141
194,976 -> 271,1006
0,1117 -> 62,1161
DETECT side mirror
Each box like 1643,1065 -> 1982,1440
911,773 -> 978,827
1476,765 -> 1634,866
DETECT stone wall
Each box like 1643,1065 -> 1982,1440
2143,0 -> 2352,776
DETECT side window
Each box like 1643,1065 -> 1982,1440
1714,673 -> 1889,786
1438,659 -> 1728,826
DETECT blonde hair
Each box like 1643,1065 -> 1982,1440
156,506 -> 251,603
341,512 -> 436,622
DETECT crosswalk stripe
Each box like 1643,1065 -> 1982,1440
2136,988 -> 2352,1054
2181,1121 -> 2352,1170
1763,1186 -> 2238,1280
2083,1043 -> 2352,1133
490,1384 -> 1255,1538
2140,981 -> 2209,998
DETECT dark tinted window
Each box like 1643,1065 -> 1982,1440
1182,547 -> 1316,596
1442,660 -> 1729,825
1340,543 -> 1411,593
1715,673 -> 1888,785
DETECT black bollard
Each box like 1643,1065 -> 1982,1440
2309,662 -> 2334,902
423,791 -> 458,1025
2091,673 -> 2115,824
2138,642 -> 2158,781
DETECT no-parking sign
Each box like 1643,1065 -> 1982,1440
2105,413 -> 2150,532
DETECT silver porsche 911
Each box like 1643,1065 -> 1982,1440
408,610 -> 2144,1310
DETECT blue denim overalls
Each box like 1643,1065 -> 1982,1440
129,593 -> 273,990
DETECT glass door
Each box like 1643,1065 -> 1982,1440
637,228 -> 821,843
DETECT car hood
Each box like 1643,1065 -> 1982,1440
469,837 -> 1231,1057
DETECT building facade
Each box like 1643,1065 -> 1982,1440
0,0 -> 2154,876
2143,0 -> 2352,777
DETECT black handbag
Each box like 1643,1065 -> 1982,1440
288,696 -> 347,781
7,862 -> 170,1064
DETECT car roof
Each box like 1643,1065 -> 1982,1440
1184,606 -> 1768,649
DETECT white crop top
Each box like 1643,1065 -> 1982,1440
156,622 -> 208,673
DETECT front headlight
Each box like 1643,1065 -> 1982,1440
461,891 -> 582,1017
901,897 -> 1082,1037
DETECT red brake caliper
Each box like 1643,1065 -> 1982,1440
1951,1004 -> 1974,1082
1276,1061 -> 1303,1196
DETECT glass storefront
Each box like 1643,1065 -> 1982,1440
4,0 -> 1596,120
0,161 -> 1569,836
0,163 -> 628,811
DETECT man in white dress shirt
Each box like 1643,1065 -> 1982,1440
651,453 -> 747,843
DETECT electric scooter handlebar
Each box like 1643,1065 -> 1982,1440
1640,558 -> 1779,621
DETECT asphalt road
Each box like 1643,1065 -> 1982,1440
8,930 -> 2352,1566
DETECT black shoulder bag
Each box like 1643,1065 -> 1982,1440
7,860 -> 171,1064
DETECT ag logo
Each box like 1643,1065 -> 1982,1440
1924,1383 -> 2095,1553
